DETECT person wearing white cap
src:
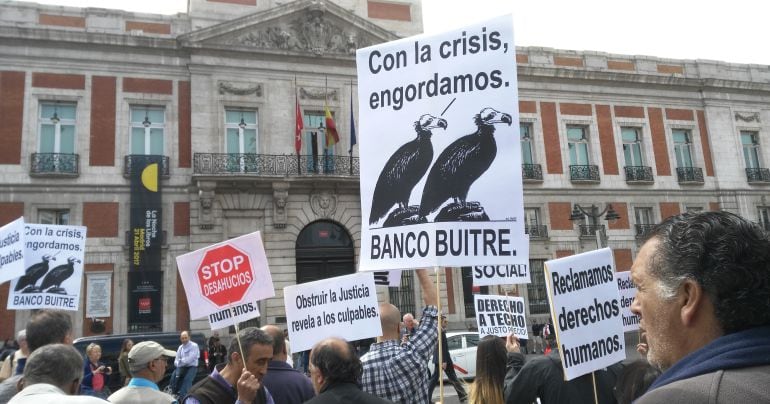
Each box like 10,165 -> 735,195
107,341 -> 177,404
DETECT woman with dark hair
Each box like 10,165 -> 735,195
118,338 -> 133,386
468,335 -> 507,404
614,360 -> 661,404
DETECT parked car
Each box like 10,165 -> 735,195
73,331 -> 208,393
430,331 -> 480,379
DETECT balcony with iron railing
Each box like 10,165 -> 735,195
30,153 -> 79,177
578,224 -> 605,238
746,168 -> 770,184
123,155 -> 170,178
525,224 -> 548,239
624,166 -> 654,184
193,153 -> 360,177
676,167 -> 704,184
570,165 -> 600,183
522,164 -> 543,182
635,224 -> 656,239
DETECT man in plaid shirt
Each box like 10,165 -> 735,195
361,269 -> 438,404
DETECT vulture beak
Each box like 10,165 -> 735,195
500,113 -> 512,126
434,118 -> 448,130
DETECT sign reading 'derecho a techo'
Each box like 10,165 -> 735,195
176,231 -> 274,329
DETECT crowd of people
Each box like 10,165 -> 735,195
0,211 -> 768,404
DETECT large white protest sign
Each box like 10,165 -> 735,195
356,15 -> 528,271
475,294 -> 528,338
472,264 -> 530,287
7,223 -> 86,311
616,271 -> 640,332
544,248 -> 626,381
284,272 -> 381,353
0,217 -> 26,285
176,231 -> 274,330
373,270 -> 402,287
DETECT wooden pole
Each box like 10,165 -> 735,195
436,266 -> 444,404
591,371 -> 599,404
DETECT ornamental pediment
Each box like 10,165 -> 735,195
180,0 -> 398,57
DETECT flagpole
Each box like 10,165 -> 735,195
349,81 -> 354,175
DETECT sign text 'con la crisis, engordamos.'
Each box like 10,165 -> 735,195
370,228 -> 515,259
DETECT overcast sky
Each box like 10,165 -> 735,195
18,0 -> 770,65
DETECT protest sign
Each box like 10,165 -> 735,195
284,272 -> 381,353
616,271 -> 640,332
475,294 -> 528,338
176,231 -> 274,329
472,263 -> 530,287
544,248 -> 626,381
356,15 -> 528,271
373,270 -> 403,287
7,223 -> 86,311
0,217 -> 26,285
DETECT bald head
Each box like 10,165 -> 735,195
260,325 -> 287,360
379,303 -> 402,341
309,337 -> 361,392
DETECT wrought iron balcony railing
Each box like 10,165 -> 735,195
124,155 -> 170,178
525,225 -> 549,239
746,168 -> 770,183
635,224 -> 656,238
30,153 -> 79,177
578,224 -> 605,237
193,153 -> 360,176
522,164 -> 543,181
624,166 -> 654,183
570,165 -> 600,182
676,167 -> 704,184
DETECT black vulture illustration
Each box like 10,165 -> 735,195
418,107 -> 512,221
369,114 -> 447,227
14,254 -> 55,293
39,256 -> 81,294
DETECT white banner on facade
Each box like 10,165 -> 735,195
544,248 -> 626,381
472,264 -> 530,286
7,224 -> 87,311
176,231 -> 274,329
0,217 -> 26,285
284,272 -> 382,353
475,294 -> 529,338
86,273 -> 112,318
616,271 -> 640,332
356,15 -> 528,272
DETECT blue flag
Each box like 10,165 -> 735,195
349,89 -> 357,153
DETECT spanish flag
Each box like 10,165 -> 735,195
324,105 -> 339,148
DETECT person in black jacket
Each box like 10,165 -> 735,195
428,315 -> 468,402
503,334 -> 621,404
305,337 -> 392,404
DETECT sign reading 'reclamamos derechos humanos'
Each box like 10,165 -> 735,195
616,270 -> 640,332
475,294 -> 528,339
544,248 -> 626,381
284,272 -> 382,353
7,223 -> 87,311
176,231 -> 274,330
356,15 -> 528,272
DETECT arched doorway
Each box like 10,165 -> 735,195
295,220 -> 355,284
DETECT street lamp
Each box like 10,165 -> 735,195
569,203 -> 620,248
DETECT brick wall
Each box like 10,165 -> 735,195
82,202 -> 119,237
178,81 -> 191,168
659,202 -> 681,221
32,73 -> 85,90
174,202 -> 190,236
607,203 -> 629,230
90,76 -> 117,166
0,71 -> 25,164
596,104 -> 618,175
648,107 -> 671,176
548,202 -> 573,230
123,78 -> 173,95
613,249 -> 633,271
541,102 -> 562,174
368,1 -> 411,21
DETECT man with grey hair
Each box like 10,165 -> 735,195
107,341 -> 177,404
0,331 -> 27,381
182,327 -> 275,404
8,344 -> 106,403
631,211 -> 770,402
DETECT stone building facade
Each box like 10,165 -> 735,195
1,0 -> 770,340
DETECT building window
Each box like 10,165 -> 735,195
520,122 -> 534,164
461,267 -> 488,318
225,109 -> 258,154
741,131 -> 762,169
672,129 -> 694,168
567,126 -> 590,165
130,106 -> 165,155
686,206 -> 703,213
634,207 -> 653,238
526,259 -> 549,315
759,206 -> 770,231
303,111 -> 335,172
622,127 -> 644,167
524,207 -> 546,238
39,102 -> 76,154
39,209 -> 69,225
